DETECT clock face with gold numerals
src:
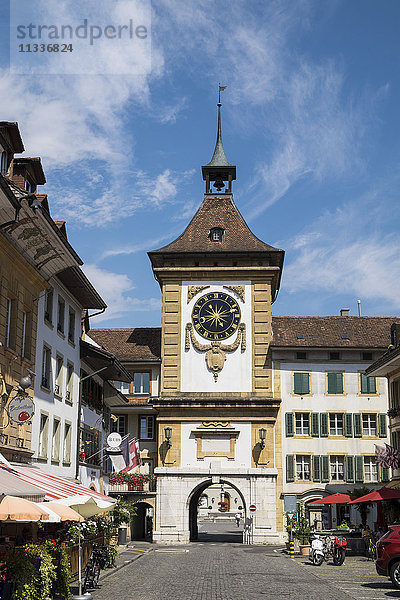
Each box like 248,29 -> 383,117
191,291 -> 241,340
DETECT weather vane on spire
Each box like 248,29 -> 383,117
218,84 -> 227,105
202,84 -> 236,193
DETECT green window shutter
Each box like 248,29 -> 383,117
355,456 -> 364,482
379,413 -> 387,438
380,467 -> 390,482
327,372 -> 343,394
320,413 -> 328,437
361,373 -> 377,394
353,414 -> 362,438
346,456 -> 355,483
311,413 -> 320,437
367,376 -> 376,394
345,413 -> 353,437
321,456 -> 330,482
360,373 -> 367,393
312,456 -> 321,482
286,455 -> 295,482
293,372 -> 310,395
285,413 -> 294,437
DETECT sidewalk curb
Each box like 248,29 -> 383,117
98,547 -> 154,582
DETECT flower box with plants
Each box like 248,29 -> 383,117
109,472 -> 156,490
387,407 -> 400,418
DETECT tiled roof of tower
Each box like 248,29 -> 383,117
89,328 -> 161,362
89,317 -> 396,364
149,194 -> 284,256
271,316 -> 396,348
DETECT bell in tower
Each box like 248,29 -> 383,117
202,86 -> 236,194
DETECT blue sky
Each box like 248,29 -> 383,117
1,0 -> 400,327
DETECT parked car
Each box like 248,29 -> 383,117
376,526 -> 400,588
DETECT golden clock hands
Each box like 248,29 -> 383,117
202,304 -> 231,328
205,306 -> 228,318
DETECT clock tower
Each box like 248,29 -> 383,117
148,97 -> 285,543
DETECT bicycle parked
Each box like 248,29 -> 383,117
83,544 -> 116,592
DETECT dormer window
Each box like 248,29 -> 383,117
209,227 -> 224,242
25,178 -> 34,193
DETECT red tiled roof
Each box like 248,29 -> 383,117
271,316 -> 396,348
149,194 -> 284,256
90,317 -> 396,364
89,328 -> 161,362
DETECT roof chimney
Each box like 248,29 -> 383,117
340,309 -> 350,317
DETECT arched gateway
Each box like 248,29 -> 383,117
150,95 -> 285,545
188,479 -> 246,542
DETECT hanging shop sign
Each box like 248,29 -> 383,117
107,432 -> 122,448
7,395 -> 35,424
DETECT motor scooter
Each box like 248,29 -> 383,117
309,533 -> 347,566
309,533 -> 325,565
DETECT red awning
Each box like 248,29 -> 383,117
0,466 -> 45,502
348,486 -> 400,504
308,493 -> 351,505
10,465 -> 111,502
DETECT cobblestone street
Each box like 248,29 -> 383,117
92,540 -> 400,600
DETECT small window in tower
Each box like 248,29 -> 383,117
209,227 -> 224,242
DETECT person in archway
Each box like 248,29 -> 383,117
235,511 -> 241,527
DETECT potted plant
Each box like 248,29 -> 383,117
294,506 -> 311,555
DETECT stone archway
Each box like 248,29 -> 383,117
187,478 -> 246,542
131,501 -> 154,541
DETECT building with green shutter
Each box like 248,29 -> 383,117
366,324 -> 400,494
271,314 -> 393,530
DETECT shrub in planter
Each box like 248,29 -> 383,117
25,542 -> 57,600
293,505 -> 310,545
3,548 -> 35,600
53,544 -> 72,599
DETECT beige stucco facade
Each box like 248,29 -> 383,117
0,233 -> 47,461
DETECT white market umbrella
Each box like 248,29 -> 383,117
53,494 -> 116,518
53,495 -> 116,598
36,502 -> 85,523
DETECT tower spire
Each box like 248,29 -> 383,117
202,86 -> 236,193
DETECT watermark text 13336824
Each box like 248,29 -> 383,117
10,1 -> 151,75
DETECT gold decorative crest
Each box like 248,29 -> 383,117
223,285 -> 245,303
185,322 -> 246,382
187,285 -> 210,303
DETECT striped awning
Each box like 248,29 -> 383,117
0,467 -> 45,502
8,465 -> 112,502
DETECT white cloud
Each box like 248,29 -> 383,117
100,232 -> 177,259
82,264 -> 161,322
48,168 -> 182,227
283,194 -> 400,311
1,0 -> 388,231
136,169 -> 177,207
156,1 -> 385,219
157,97 -> 188,124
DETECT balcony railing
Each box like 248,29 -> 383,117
109,480 -> 156,493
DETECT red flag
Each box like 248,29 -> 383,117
121,440 -> 140,473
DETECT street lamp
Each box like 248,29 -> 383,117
259,428 -> 266,450
164,426 -> 172,449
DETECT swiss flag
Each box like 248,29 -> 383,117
121,440 -> 141,473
